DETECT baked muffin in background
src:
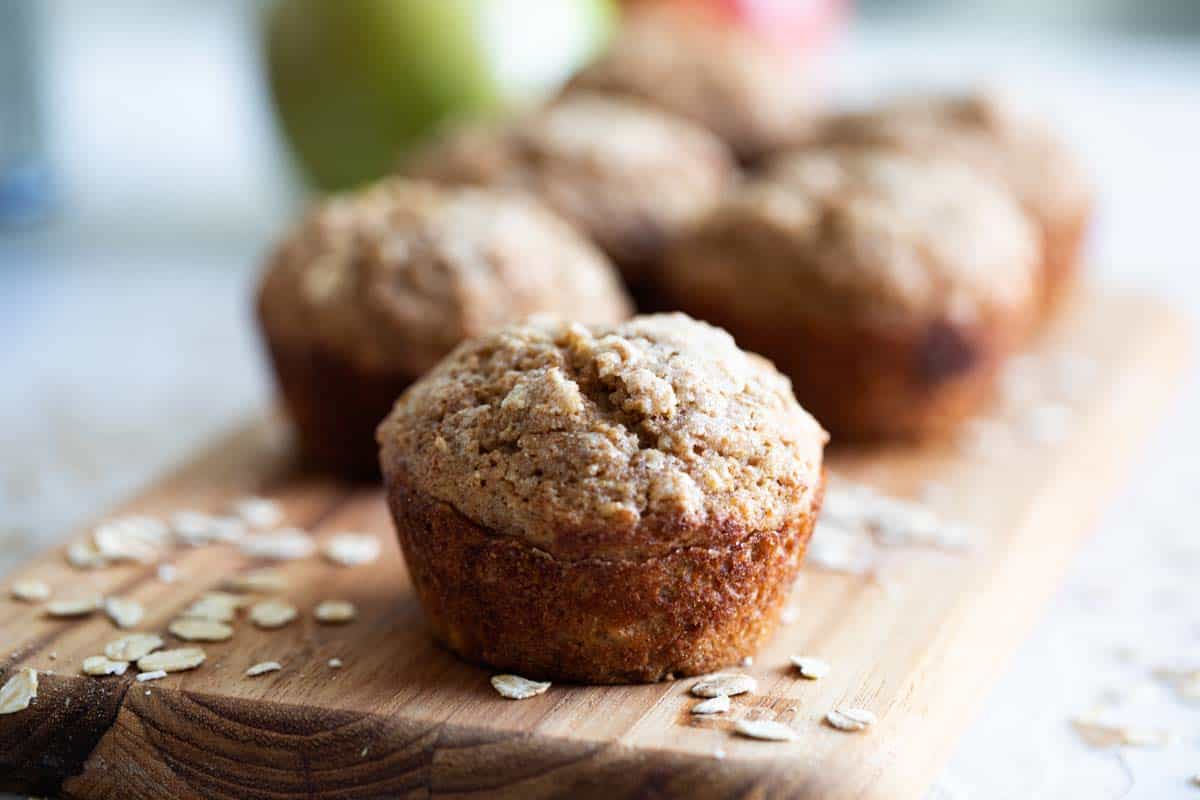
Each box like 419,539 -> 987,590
566,7 -> 812,164
257,179 -> 632,478
660,148 -> 1041,440
379,314 -> 827,683
402,92 -> 737,305
804,91 -> 1092,315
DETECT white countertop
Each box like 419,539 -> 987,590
2,13 -> 1199,798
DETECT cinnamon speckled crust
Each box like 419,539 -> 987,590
402,93 -> 736,293
257,180 -> 631,476
386,465 -> 823,684
378,314 -> 826,559
661,148 -> 1038,439
566,7 -> 812,164
804,91 -> 1092,315
378,314 -> 826,682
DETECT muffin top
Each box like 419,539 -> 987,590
665,148 -> 1039,325
257,179 -> 632,375
378,314 -> 826,560
810,91 -> 1091,229
404,93 -> 736,279
567,8 -> 810,161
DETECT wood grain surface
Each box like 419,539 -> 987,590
0,291 -> 1189,800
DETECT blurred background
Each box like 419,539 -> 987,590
2,1 -> 1199,797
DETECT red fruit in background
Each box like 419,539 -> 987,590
623,0 -> 845,53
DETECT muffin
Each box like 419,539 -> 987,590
566,7 -> 812,163
661,148 -> 1041,440
257,179 -> 632,477
402,92 -> 736,303
805,92 -> 1091,314
378,314 -> 827,683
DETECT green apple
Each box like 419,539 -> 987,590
264,0 -> 616,191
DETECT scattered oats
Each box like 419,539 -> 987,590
734,719 -> 797,742
1054,353 -> 1097,398
1121,728 -> 1171,748
328,658 -> 343,669
1155,667 -> 1200,702
245,661 -> 282,677
240,528 -> 315,561
790,656 -> 830,680
805,527 -> 875,575
93,515 -> 169,563
103,597 -> 144,629
691,695 -> 731,715
491,674 -> 551,700
137,648 -> 206,673
958,417 -> 1011,458
136,670 -> 167,683
169,617 -> 234,642
713,747 -> 726,760
46,597 -> 100,618
818,481 -> 977,556
826,707 -> 876,732
361,745 -> 370,758
0,668 -> 37,714
156,563 -> 178,583
223,568 -> 288,593
66,540 -> 106,569
81,656 -> 128,677
739,656 -> 753,667
322,533 -> 381,566
10,580 -> 50,602
105,633 -> 164,662
1022,403 -> 1073,445
171,511 -> 245,546
181,591 -> 245,622
47,652 -> 56,660
249,599 -> 298,629
233,497 -> 285,530
690,673 -> 757,698
779,606 -> 799,624
918,480 -> 950,506
1070,718 -> 1170,748
314,600 -> 357,623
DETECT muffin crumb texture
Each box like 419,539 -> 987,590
379,314 -> 826,560
258,179 -> 632,377
668,148 -> 1039,328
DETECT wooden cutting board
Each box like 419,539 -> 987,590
0,291 -> 1189,800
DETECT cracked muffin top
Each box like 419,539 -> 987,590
257,179 -> 632,375
809,91 -> 1091,229
665,147 -> 1039,325
566,7 -> 811,162
378,313 -> 827,560
402,93 -> 736,281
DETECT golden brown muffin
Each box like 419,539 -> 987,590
661,148 -> 1041,440
257,179 -> 632,477
805,91 -> 1092,315
378,314 -> 827,683
402,92 -> 737,303
566,7 -> 812,164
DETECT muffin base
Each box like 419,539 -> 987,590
262,336 -> 414,479
385,469 -> 824,684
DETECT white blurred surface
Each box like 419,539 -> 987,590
1,9 -> 1199,798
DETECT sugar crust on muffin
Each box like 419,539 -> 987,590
379,313 -> 826,559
